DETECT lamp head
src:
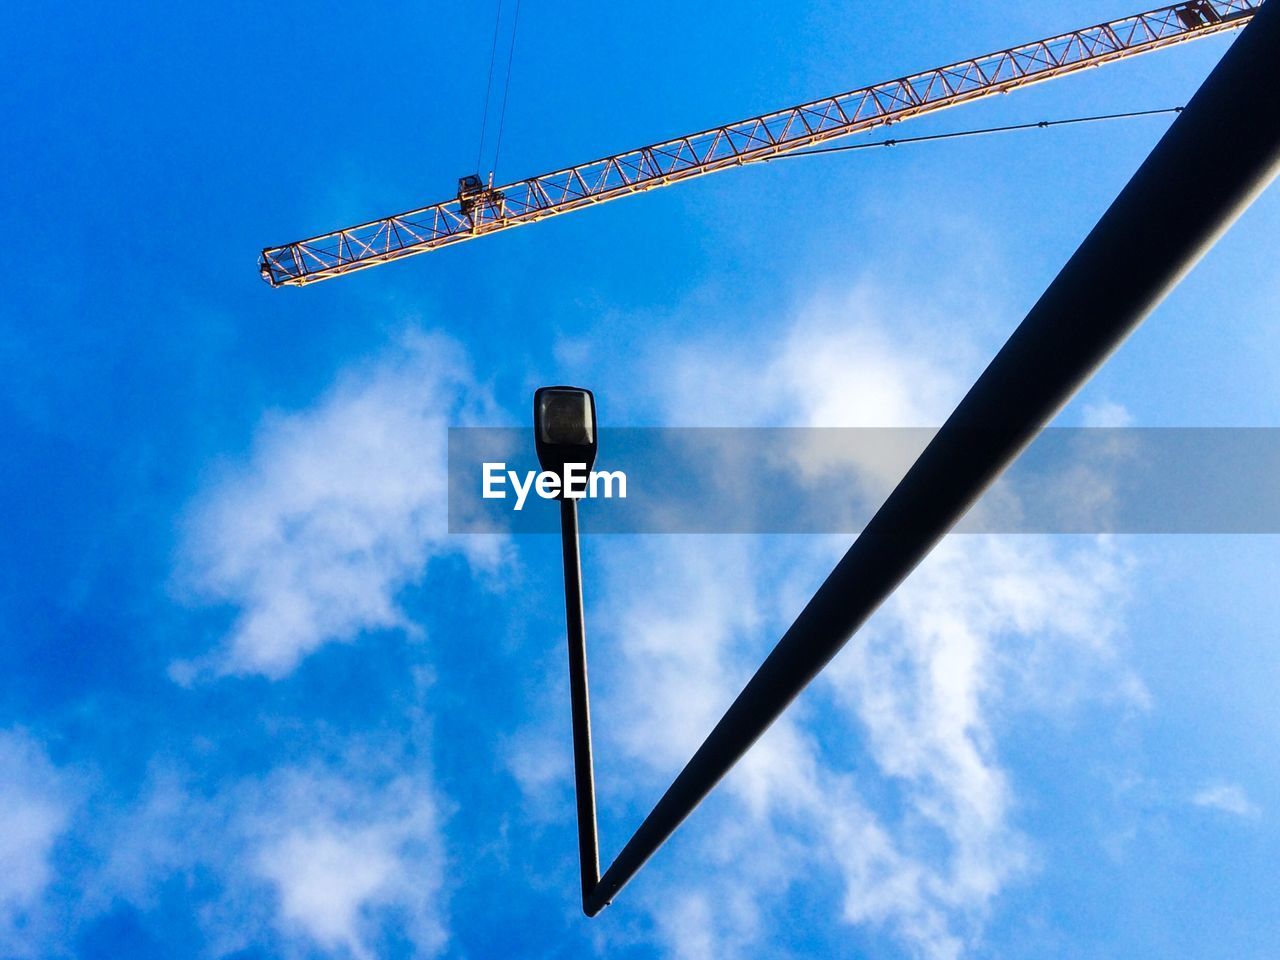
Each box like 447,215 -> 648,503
534,386 -> 598,480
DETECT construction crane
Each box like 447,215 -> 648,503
259,0 -> 1259,287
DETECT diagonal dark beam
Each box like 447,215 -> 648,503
578,0 -> 1280,917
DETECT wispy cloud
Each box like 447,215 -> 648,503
0,729 -> 72,957
96,745 -> 449,959
660,284 -> 975,431
176,330 -> 508,679
1192,782 -> 1261,819
1080,400 -> 1134,429
246,766 -> 447,959
823,534 -> 1136,956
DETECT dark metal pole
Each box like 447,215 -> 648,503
584,0 -> 1280,917
560,496 -> 601,911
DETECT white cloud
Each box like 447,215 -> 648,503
177,330 -> 508,679
246,767 -> 446,959
502,724 -> 573,823
0,730 -> 72,956
662,285 -> 974,431
822,534 -> 1138,955
1191,782 -> 1260,819
1080,400 -> 1134,429
97,751 -> 448,960
595,539 -> 765,773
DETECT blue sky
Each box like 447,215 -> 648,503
2,1 -> 1279,957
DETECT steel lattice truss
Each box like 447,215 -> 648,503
260,0 -> 1259,286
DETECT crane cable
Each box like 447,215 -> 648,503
491,0 -> 525,180
475,0 -> 506,175
759,106 -> 1183,163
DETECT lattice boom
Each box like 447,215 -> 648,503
260,0 -> 1259,286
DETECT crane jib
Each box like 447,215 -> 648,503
258,0 -> 1260,287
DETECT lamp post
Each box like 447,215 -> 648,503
533,386 -> 601,912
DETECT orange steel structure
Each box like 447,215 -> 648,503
259,0 -> 1258,287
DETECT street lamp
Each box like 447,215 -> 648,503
533,386 -> 601,911
534,386 -> 598,479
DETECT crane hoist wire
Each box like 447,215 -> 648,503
475,0 -> 506,174
492,0 -> 524,180
475,0 -> 525,182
